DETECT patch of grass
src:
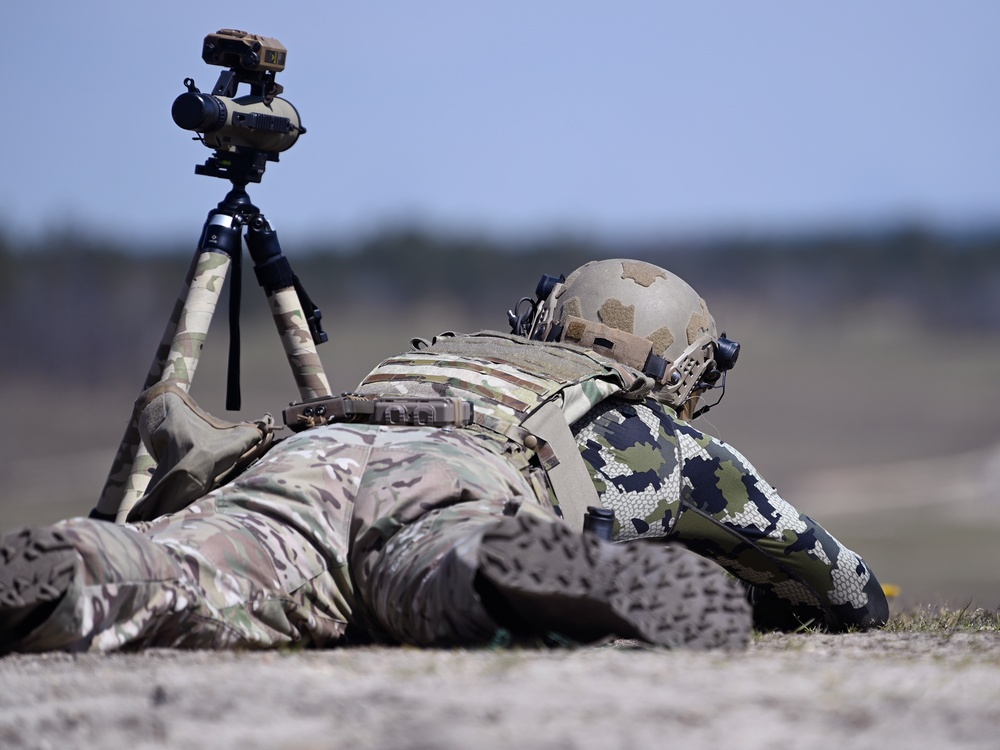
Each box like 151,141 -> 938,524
886,605 -> 1000,635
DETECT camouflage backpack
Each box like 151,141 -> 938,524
353,330 -> 653,529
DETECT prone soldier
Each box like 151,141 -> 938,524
0,259 -> 888,653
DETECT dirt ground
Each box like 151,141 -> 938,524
2,632 -> 999,750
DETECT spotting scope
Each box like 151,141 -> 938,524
171,29 -> 306,183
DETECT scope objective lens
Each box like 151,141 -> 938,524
172,92 -> 228,132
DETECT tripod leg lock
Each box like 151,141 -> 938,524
200,212 -> 243,257
245,215 -> 327,346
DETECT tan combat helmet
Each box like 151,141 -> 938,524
514,259 -> 739,416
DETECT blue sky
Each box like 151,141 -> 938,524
3,2 -> 998,246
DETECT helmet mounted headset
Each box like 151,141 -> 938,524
508,259 -> 739,418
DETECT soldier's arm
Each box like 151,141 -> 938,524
575,396 -> 888,631
670,419 -> 889,631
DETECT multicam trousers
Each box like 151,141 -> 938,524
17,424 -> 538,652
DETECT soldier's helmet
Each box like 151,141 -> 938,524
514,258 -> 739,415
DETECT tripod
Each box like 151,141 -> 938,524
91,181 -> 332,522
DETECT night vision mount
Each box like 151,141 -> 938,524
171,29 -> 306,184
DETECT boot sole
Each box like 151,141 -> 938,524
0,527 -> 77,653
479,514 -> 751,649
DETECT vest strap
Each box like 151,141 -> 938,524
521,399 -> 599,531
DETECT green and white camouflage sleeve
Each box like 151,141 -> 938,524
574,398 -> 888,632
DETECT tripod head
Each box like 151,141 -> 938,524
171,29 -> 306,184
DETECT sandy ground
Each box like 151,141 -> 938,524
2,632 -> 999,750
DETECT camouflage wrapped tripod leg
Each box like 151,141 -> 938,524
94,251 -> 232,522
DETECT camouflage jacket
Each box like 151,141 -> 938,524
572,395 -> 887,629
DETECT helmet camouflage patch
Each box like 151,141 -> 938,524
550,259 -> 721,411
556,259 -> 717,362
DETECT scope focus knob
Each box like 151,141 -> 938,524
171,92 -> 227,132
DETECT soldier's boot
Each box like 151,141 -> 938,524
0,527 -> 78,655
127,383 -> 276,521
476,513 -> 752,649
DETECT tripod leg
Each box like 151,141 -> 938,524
92,191 -> 329,522
91,250 -> 232,521
267,287 -> 332,399
246,215 -> 331,401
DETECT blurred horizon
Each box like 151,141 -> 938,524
5,211 -> 1000,255
4,222 -> 999,390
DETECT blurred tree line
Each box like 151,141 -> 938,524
2,224 -> 998,383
